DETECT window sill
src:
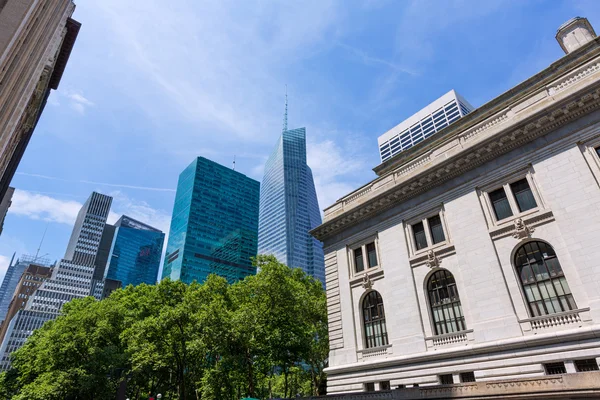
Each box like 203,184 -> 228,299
350,268 -> 384,288
409,243 -> 456,268
425,329 -> 474,348
519,308 -> 591,335
488,209 -> 554,240
357,344 -> 393,361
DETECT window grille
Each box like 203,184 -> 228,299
514,241 -> 576,316
428,270 -> 466,335
363,291 -> 389,348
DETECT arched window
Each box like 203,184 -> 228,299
514,241 -> 576,316
428,270 -> 466,335
362,291 -> 388,348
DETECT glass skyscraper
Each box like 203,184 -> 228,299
104,216 -> 165,288
258,127 -> 325,285
162,157 -> 260,284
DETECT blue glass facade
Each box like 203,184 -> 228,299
105,216 -> 165,287
258,128 -> 325,285
162,157 -> 260,284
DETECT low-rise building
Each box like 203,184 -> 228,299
311,17 -> 600,396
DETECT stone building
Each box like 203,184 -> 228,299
311,17 -> 600,397
0,0 -> 80,201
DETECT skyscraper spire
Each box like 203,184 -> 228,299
283,85 -> 288,132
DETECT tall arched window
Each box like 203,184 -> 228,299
428,270 -> 466,335
514,241 -> 576,317
362,291 -> 388,348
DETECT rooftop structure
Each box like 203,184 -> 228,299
377,90 -> 474,163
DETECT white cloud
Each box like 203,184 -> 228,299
8,189 -> 171,234
67,93 -> 94,107
9,189 -> 82,225
106,191 -> 171,234
307,136 -> 371,211
87,0 -> 343,145
51,89 -> 95,115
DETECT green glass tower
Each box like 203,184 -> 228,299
162,157 -> 260,284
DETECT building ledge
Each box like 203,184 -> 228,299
324,324 -> 600,375
311,372 -> 600,399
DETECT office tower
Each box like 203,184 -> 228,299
89,224 -> 117,298
0,192 -> 111,370
104,215 -> 164,288
162,157 -> 260,284
258,123 -> 325,285
0,187 -> 14,236
0,253 -> 21,322
377,90 -> 474,163
0,262 -> 52,353
0,255 -> 51,323
0,1 -> 80,201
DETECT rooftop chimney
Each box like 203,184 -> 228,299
556,17 -> 596,54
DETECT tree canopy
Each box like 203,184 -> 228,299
0,255 -> 328,400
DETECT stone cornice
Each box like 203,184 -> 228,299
312,39 -> 600,242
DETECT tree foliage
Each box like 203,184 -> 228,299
0,255 -> 328,399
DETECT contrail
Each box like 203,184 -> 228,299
16,172 -> 176,192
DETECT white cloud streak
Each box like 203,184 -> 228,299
307,137 -> 369,211
9,189 -> 171,234
16,172 -> 176,192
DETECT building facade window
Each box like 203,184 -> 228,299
486,176 -> 539,223
439,374 -> 454,385
544,362 -> 566,375
354,247 -> 364,273
352,241 -> 379,274
362,290 -> 389,348
379,381 -> 390,391
575,359 -> 599,372
427,270 -> 466,335
428,215 -> 446,244
460,372 -> 476,382
413,222 -> 428,250
489,187 -> 513,220
514,241 -> 577,317
365,383 -> 375,392
408,210 -> 449,253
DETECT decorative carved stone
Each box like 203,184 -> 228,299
512,218 -> 535,239
361,273 -> 373,290
426,250 -> 441,268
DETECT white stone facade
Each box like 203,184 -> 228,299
312,21 -> 600,395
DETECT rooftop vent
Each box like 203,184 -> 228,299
556,17 -> 596,54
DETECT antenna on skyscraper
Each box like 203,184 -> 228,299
34,223 -> 49,261
283,85 -> 288,132
233,155 -> 236,171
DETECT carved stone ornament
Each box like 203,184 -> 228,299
512,218 -> 535,239
426,250 -> 441,268
361,273 -> 373,290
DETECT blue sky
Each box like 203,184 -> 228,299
0,0 -> 598,280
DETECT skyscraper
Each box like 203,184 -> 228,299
104,215 -> 164,288
0,1 -> 81,201
258,120 -> 325,285
0,253 -> 22,322
162,157 -> 260,284
377,90 -> 474,163
0,192 -> 111,370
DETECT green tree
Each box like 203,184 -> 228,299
0,257 -> 328,400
